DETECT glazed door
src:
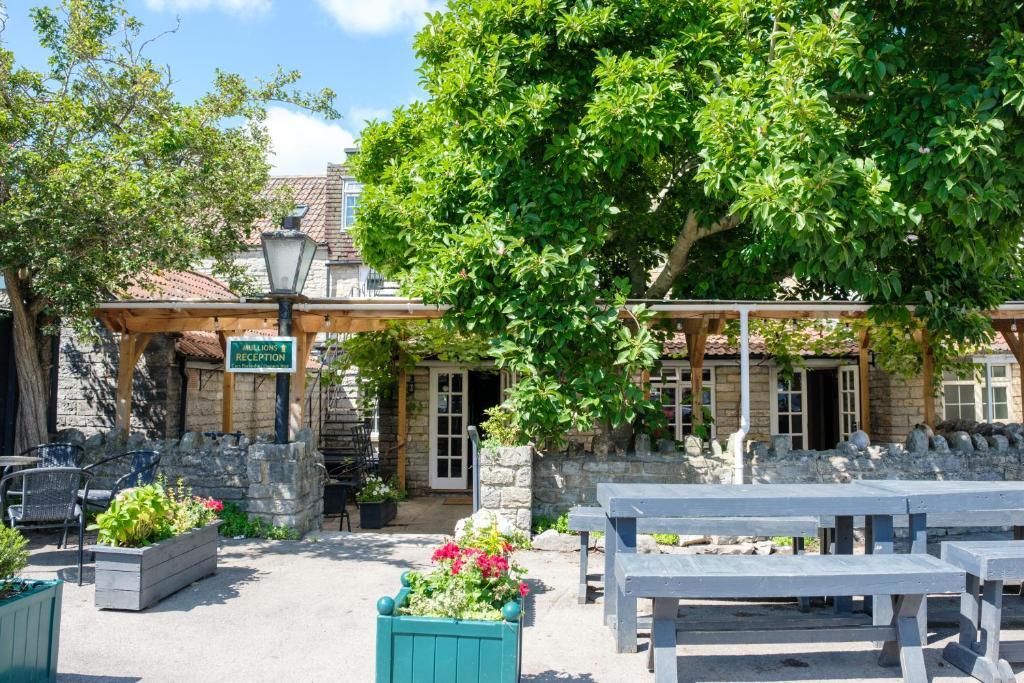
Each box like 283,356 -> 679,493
430,368 -> 469,489
838,365 -> 860,440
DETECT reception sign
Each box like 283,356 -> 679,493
226,336 -> 296,373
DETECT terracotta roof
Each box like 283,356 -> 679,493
176,330 -> 322,369
124,271 -> 235,300
251,175 -> 329,246
663,330 -> 858,358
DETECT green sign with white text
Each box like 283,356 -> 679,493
226,337 -> 296,373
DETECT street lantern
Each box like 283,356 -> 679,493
261,211 -> 317,444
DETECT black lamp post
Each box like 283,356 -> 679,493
261,212 -> 317,444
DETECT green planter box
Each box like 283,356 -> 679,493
0,580 -> 62,683
375,573 -> 523,683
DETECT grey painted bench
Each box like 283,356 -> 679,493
941,541 -> 1024,683
615,553 -> 966,683
567,506 -> 820,605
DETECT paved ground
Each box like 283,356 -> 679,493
22,523 -> 1024,683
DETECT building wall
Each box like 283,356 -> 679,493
709,363 -> 773,442
196,247 -> 331,298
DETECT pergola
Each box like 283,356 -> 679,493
94,297 -> 1024,487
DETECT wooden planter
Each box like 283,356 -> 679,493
360,500 -> 398,529
90,520 -> 222,611
375,572 -> 523,683
0,580 -> 62,683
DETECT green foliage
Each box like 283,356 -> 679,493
356,475 -> 406,503
0,0 -> 336,448
0,527 -> 29,581
531,512 -> 570,535
354,0 -> 1024,437
216,502 -> 300,540
651,533 -> 679,546
480,404 -> 527,447
89,482 -> 221,548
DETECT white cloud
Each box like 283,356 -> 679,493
144,0 -> 272,15
265,107 -> 356,174
316,0 -> 442,35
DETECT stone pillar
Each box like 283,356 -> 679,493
245,433 -> 324,535
479,445 -> 533,534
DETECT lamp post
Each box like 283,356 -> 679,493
261,212 -> 317,444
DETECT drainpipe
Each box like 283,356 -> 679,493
735,306 -> 753,484
177,356 -> 189,437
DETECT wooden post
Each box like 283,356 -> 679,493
217,333 -> 234,433
858,329 -> 871,435
919,330 -> 936,428
289,332 -> 316,440
114,333 -> 151,434
397,365 -> 408,491
686,331 -> 708,430
641,370 -> 651,400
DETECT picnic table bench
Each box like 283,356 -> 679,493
567,505 -> 819,605
941,540 -> 1024,683
616,553 -> 966,683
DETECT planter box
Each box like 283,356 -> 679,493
0,580 -> 62,683
90,520 -> 222,611
375,573 -> 523,683
360,500 -> 398,529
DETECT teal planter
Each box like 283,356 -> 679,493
0,580 -> 62,683
376,573 -> 523,683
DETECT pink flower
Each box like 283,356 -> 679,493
451,558 -> 465,575
203,499 -> 224,512
431,542 -> 461,562
519,582 -> 530,597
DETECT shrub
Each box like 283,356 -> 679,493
90,482 -> 222,548
217,502 -> 300,540
402,516 -> 528,621
0,527 -> 28,581
651,533 -> 679,546
479,404 -> 526,447
531,512 -> 570,535
357,475 -> 405,503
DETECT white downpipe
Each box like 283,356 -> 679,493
735,306 -> 752,484
985,361 -> 994,423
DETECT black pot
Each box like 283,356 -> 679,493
323,481 -> 351,516
359,500 -> 398,529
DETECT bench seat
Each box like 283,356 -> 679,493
616,553 -> 965,683
819,511 -> 1024,531
567,505 -> 819,604
941,541 -> 1024,683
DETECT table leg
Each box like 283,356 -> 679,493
793,537 -> 810,612
943,574 -> 1014,683
870,515 -> 894,629
649,598 -> 680,683
908,512 -> 928,641
834,515 -> 854,614
578,531 -> 589,604
603,515 -> 617,627
614,517 -> 638,653
864,516 -> 874,614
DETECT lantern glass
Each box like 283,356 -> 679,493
261,229 -> 317,295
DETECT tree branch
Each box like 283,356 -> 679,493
644,212 -> 740,299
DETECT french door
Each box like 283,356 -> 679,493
773,368 -> 807,449
838,365 -> 860,440
430,368 -> 469,489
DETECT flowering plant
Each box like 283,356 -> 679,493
356,475 -> 405,503
90,479 -> 223,548
401,515 -> 528,621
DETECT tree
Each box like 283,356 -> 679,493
352,0 -> 1024,441
0,0 -> 336,449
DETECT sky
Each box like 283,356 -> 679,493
0,0 -> 437,173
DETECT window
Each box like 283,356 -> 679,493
649,366 -> 715,440
942,364 -> 1014,422
774,370 -> 806,449
343,181 -> 362,229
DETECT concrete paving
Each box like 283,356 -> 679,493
325,493 -> 471,535
18,529 -> 1024,682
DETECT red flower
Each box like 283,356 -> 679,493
451,558 -> 465,575
431,542 -> 461,562
203,499 -> 224,512
503,542 -> 513,553
519,582 -> 530,597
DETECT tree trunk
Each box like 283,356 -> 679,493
5,271 -> 50,452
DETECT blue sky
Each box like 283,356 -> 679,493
1,0 -> 436,173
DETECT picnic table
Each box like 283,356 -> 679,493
596,480 -> 1024,653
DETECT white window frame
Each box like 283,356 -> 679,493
770,367 -> 808,449
942,359 -> 1016,422
649,364 -> 716,440
838,364 -> 861,440
428,366 -> 470,490
342,180 -> 362,231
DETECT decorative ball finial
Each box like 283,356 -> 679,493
502,601 -> 522,622
400,571 -> 412,587
377,596 -> 396,615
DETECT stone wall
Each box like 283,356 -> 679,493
479,445 -> 533,533
196,248 -> 330,299
61,428 -> 324,534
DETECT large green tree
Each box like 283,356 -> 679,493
0,0 -> 336,449
353,0 -> 1024,441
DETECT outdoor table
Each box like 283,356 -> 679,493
596,482 -> 909,653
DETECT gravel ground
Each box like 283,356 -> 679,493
20,530 -> 1024,682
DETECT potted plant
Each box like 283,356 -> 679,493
357,475 -> 403,529
0,526 -> 61,683
376,513 -> 529,682
88,480 -> 224,610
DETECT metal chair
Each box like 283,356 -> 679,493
21,443 -> 84,468
80,450 -> 161,511
0,467 -> 91,585
351,424 -> 379,481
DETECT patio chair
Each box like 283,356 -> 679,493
351,424 -> 379,482
80,450 -> 161,511
0,467 -> 92,585
21,443 -> 84,468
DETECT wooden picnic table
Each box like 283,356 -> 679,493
596,480 -> 1024,654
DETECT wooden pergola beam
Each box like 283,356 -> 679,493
685,329 -> 708,430
397,364 -> 408,490
916,330 -> 936,428
288,332 -> 317,440
217,333 -> 234,434
857,329 -> 871,436
114,333 -> 152,434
